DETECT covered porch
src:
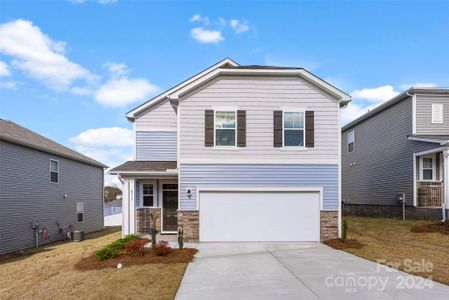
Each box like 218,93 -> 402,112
109,161 -> 179,236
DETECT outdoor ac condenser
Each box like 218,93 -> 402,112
70,230 -> 85,242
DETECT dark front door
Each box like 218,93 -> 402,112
162,183 -> 178,232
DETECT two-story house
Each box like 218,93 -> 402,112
342,88 -> 449,221
110,58 -> 351,242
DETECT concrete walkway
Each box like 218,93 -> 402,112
176,242 -> 449,299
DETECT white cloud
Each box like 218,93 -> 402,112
398,82 -> 437,90
0,60 -> 11,76
70,86 -> 93,95
104,61 -> 128,77
190,27 -> 224,44
0,80 -> 16,89
230,19 -> 249,34
341,102 -> 377,125
190,14 -> 210,25
70,127 -> 133,147
0,19 -> 98,91
350,85 -> 400,102
94,77 -> 159,107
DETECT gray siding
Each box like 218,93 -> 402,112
136,131 -> 177,161
342,97 -> 440,206
135,99 -> 177,131
0,141 -> 104,254
415,93 -> 449,135
179,76 -> 340,163
179,163 -> 339,210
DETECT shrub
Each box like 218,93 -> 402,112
341,219 -> 348,242
96,246 -> 119,260
178,227 -> 184,250
153,240 -> 172,256
124,239 -> 147,256
110,234 -> 141,251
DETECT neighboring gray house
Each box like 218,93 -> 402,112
0,120 -> 107,254
110,58 -> 351,242
342,88 -> 449,220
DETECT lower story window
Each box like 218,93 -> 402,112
77,202 -> 84,223
142,183 -> 154,207
421,156 -> 434,181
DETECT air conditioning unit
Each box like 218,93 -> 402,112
70,230 -> 85,242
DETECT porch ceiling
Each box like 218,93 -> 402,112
109,161 -> 177,174
408,135 -> 449,145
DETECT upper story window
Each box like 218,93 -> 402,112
347,131 -> 355,153
431,104 -> 443,123
283,111 -> 304,147
215,111 -> 236,146
421,156 -> 435,181
142,183 -> 154,207
50,159 -> 59,183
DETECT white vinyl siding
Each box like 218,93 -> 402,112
135,99 -> 177,131
179,76 -> 340,162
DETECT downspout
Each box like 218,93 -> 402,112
443,149 -> 449,222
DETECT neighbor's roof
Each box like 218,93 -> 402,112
0,119 -> 107,168
125,58 -> 351,121
342,87 -> 449,132
408,134 -> 449,145
109,161 -> 177,174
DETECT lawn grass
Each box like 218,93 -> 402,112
0,227 -> 187,300
343,216 -> 449,285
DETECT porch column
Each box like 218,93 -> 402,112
121,178 -> 136,236
444,150 -> 449,212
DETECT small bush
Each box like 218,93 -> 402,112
178,227 -> 184,250
341,219 -> 348,242
96,246 -> 119,260
153,240 -> 172,256
124,239 -> 147,256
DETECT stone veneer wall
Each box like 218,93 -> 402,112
320,211 -> 338,240
136,208 -> 161,233
177,210 -> 199,242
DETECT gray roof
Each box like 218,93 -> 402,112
0,119 -> 107,168
109,161 -> 177,173
342,87 -> 449,132
221,65 -> 302,70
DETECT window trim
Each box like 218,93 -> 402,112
140,182 -> 156,208
49,159 -> 59,184
214,109 -> 237,148
347,131 -> 355,154
76,202 -> 84,223
282,110 -> 306,148
419,154 -> 436,182
431,103 -> 443,124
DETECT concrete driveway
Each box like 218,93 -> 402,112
176,242 -> 449,299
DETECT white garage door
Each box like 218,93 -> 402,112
199,190 -> 320,242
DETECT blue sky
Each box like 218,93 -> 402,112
1,0 -> 448,184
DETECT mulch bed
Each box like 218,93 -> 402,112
75,248 -> 198,271
411,222 -> 449,235
323,238 -> 365,250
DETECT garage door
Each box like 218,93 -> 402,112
199,190 -> 320,242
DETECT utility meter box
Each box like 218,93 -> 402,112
397,193 -> 406,204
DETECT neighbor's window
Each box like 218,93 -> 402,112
77,202 -> 84,223
50,159 -> 59,183
142,183 -> 154,207
215,111 -> 236,146
347,131 -> 355,153
421,157 -> 434,181
283,111 -> 304,147
432,104 -> 443,124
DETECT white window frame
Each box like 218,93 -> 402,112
347,131 -> 355,153
431,103 -> 443,124
419,154 -> 436,182
214,110 -> 237,148
140,182 -> 156,208
76,202 -> 84,223
49,159 -> 59,184
282,110 -> 305,148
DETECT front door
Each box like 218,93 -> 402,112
162,183 -> 178,232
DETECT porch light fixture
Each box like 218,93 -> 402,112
186,188 -> 192,199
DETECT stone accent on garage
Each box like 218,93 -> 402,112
320,211 -> 338,240
136,208 -> 161,233
177,210 -> 199,242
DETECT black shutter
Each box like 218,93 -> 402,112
237,110 -> 246,147
205,110 -> 214,147
273,111 -> 283,147
305,111 -> 314,148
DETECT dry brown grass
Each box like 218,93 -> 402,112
343,216 -> 449,285
0,227 -> 188,300
323,238 -> 364,250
